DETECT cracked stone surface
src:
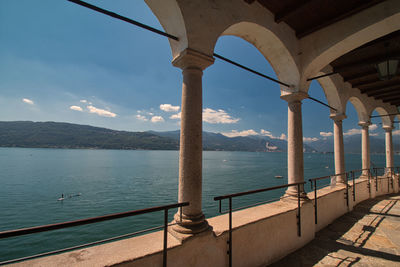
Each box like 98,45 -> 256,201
270,194 -> 400,267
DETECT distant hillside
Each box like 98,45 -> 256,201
151,130 -> 317,152
0,121 -> 317,152
0,121 -> 179,150
308,135 -> 400,154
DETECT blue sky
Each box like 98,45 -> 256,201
0,0 -> 393,143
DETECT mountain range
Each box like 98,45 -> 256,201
307,134 -> 400,154
0,121 -> 314,152
0,121 -> 397,154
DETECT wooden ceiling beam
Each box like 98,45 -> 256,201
382,98 -> 400,106
382,98 -> 400,105
333,52 -> 400,73
360,82 -> 400,94
275,0 -> 312,23
352,78 -> 381,88
357,30 -> 400,50
391,101 -> 400,106
368,87 -> 400,97
297,0 -> 384,38
343,70 -> 377,82
382,95 -> 400,102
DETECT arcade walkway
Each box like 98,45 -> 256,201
271,194 -> 400,266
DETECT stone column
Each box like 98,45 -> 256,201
331,113 -> 346,183
281,91 -> 308,198
171,49 -> 214,236
384,126 -> 394,175
359,121 -> 371,175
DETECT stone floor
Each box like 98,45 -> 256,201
270,194 -> 400,267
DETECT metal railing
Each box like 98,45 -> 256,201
0,202 -> 189,266
214,182 -> 306,267
351,168 -> 372,195
309,167 -> 400,225
373,167 -> 395,192
308,171 -> 351,224
309,168 -> 375,225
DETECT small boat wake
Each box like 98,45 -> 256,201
57,193 -> 81,201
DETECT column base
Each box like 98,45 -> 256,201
282,187 -> 309,201
169,212 -> 210,240
358,174 -> 369,181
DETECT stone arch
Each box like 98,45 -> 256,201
314,67 -> 345,113
144,0 -> 187,58
301,1 -> 400,85
218,21 -> 300,92
345,96 -> 369,123
371,107 -> 392,127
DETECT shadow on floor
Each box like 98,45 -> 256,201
269,194 -> 400,267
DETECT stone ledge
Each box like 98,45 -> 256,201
208,199 -> 302,237
11,231 -> 181,267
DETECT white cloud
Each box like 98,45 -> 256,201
87,105 -> 117,118
22,98 -> 34,105
370,124 -> 378,131
221,129 -> 258,137
304,137 -> 319,142
320,131 -> 333,137
136,114 -> 148,121
221,129 -> 286,140
80,100 -> 87,103
170,112 -> 181,120
70,105 -> 83,112
260,129 -> 287,140
260,129 -> 275,138
393,129 -> 400,135
344,128 -> 362,136
168,108 -> 239,124
203,108 -> 239,124
160,104 -> 180,112
151,116 -> 164,123
343,123 -> 378,136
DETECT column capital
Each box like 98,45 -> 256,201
358,121 -> 371,128
280,91 -> 308,103
172,48 -> 214,71
383,126 -> 395,132
330,113 -> 347,122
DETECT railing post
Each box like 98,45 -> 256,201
345,173 -> 349,207
367,169 -> 371,195
163,209 -> 168,267
228,197 -> 232,267
297,183 -> 301,237
391,175 -> 394,189
352,171 -> 356,202
375,168 -> 378,191
397,167 -> 400,187
313,180 -> 317,224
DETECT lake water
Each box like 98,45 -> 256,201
0,148 -> 398,262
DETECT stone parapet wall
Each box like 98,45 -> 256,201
15,174 -> 400,267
